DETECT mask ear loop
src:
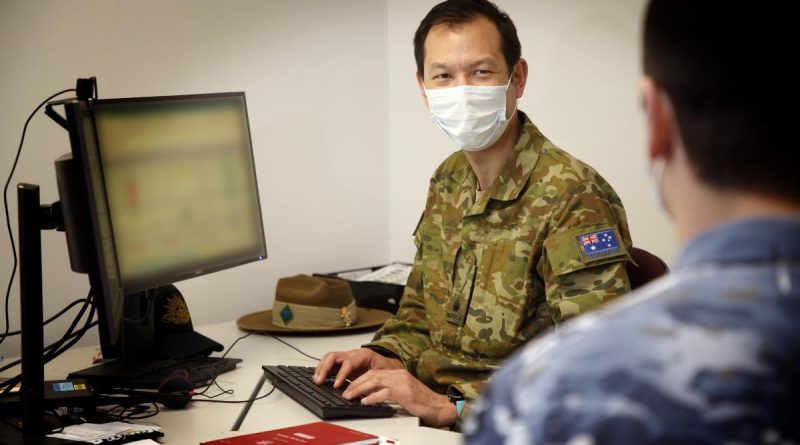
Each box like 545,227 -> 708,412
503,73 -> 517,121
649,156 -> 668,211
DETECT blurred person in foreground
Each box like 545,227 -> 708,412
464,0 -> 800,443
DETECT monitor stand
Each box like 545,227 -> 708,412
0,184 -> 72,444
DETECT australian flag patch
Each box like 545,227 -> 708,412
576,228 -> 621,260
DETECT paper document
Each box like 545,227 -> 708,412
47,421 -> 162,442
356,263 -> 412,286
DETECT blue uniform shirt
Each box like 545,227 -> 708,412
464,217 -> 800,444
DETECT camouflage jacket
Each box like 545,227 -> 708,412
365,112 -> 632,429
464,217 -> 800,444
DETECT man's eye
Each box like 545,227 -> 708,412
432,73 -> 450,80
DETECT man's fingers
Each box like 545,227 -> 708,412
360,387 -> 392,405
313,354 -> 328,383
333,361 -> 353,388
314,353 -> 342,384
342,371 -> 383,399
313,354 -> 332,384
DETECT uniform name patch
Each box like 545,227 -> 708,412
576,229 -> 620,260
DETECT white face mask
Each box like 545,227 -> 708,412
424,77 -> 515,151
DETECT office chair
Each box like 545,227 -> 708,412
626,247 -> 669,290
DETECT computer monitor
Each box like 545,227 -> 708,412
55,92 -> 267,361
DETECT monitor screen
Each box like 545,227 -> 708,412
91,94 -> 266,292
58,92 -> 267,358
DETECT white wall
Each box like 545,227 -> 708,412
0,0 -> 389,357
0,0 -> 677,358
387,0 -> 676,265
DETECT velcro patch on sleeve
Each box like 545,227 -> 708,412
545,225 -> 629,276
575,228 -> 621,261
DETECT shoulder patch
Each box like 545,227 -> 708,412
576,228 -> 621,261
544,225 -> 630,276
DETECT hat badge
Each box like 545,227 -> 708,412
162,295 -> 191,325
279,304 -> 294,326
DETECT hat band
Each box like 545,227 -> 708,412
273,301 -> 358,329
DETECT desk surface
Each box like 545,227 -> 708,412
39,321 -> 462,444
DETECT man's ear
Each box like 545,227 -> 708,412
416,71 -> 429,109
512,58 -> 529,98
641,76 -> 676,162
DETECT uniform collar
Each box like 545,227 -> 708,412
673,216 -> 800,269
463,111 -> 544,216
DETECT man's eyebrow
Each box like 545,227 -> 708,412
469,58 -> 498,68
427,58 -> 499,72
427,62 -> 450,72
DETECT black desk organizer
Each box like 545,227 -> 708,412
314,264 -> 410,314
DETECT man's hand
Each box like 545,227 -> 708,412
314,347 -> 404,388
342,368 -> 458,428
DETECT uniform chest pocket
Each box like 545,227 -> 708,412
417,225 -> 462,345
460,239 -> 534,359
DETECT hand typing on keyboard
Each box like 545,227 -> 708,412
263,365 -> 394,419
313,347 -> 403,388
314,348 -> 458,428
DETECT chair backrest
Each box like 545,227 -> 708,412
626,247 -> 669,290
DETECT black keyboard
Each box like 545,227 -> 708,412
263,365 -> 394,419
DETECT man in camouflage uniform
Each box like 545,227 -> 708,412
314,0 -> 632,429
465,1 -> 800,443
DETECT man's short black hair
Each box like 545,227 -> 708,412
644,0 -> 798,201
414,0 -> 521,77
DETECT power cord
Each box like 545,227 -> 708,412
2,87 -> 77,347
0,289 -> 96,395
195,333 -> 321,405
192,386 -> 275,404
267,333 -> 321,361
193,332 -> 253,400
0,296 -> 91,337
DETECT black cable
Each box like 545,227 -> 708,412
194,332 -> 253,398
0,314 -> 99,396
0,315 -> 98,382
193,385 -> 276,404
100,401 -> 160,421
2,87 -> 76,347
267,333 -> 321,361
221,332 -> 252,359
0,292 -> 96,393
45,305 -> 97,361
44,289 -> 94,361
119,403 -> 159,421
0,297 -> 90,337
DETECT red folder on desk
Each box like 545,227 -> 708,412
201,421 -> 379,445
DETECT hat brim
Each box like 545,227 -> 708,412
157,330 -> 225,358
236,308 -> 393,335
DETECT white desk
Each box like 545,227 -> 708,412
39,321 -> 463,444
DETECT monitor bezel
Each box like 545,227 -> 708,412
87,92 -> 268,295
61,91 -> 267,358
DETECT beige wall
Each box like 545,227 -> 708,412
387,0 -> 676,265
0,0 -> 675,357
0,0 -> 389,357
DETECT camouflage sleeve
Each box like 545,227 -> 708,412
541,181 -> 632,324
362,222 -> 431,371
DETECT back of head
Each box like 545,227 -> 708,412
643,0 -> 798,201
414,0 -> 521,76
